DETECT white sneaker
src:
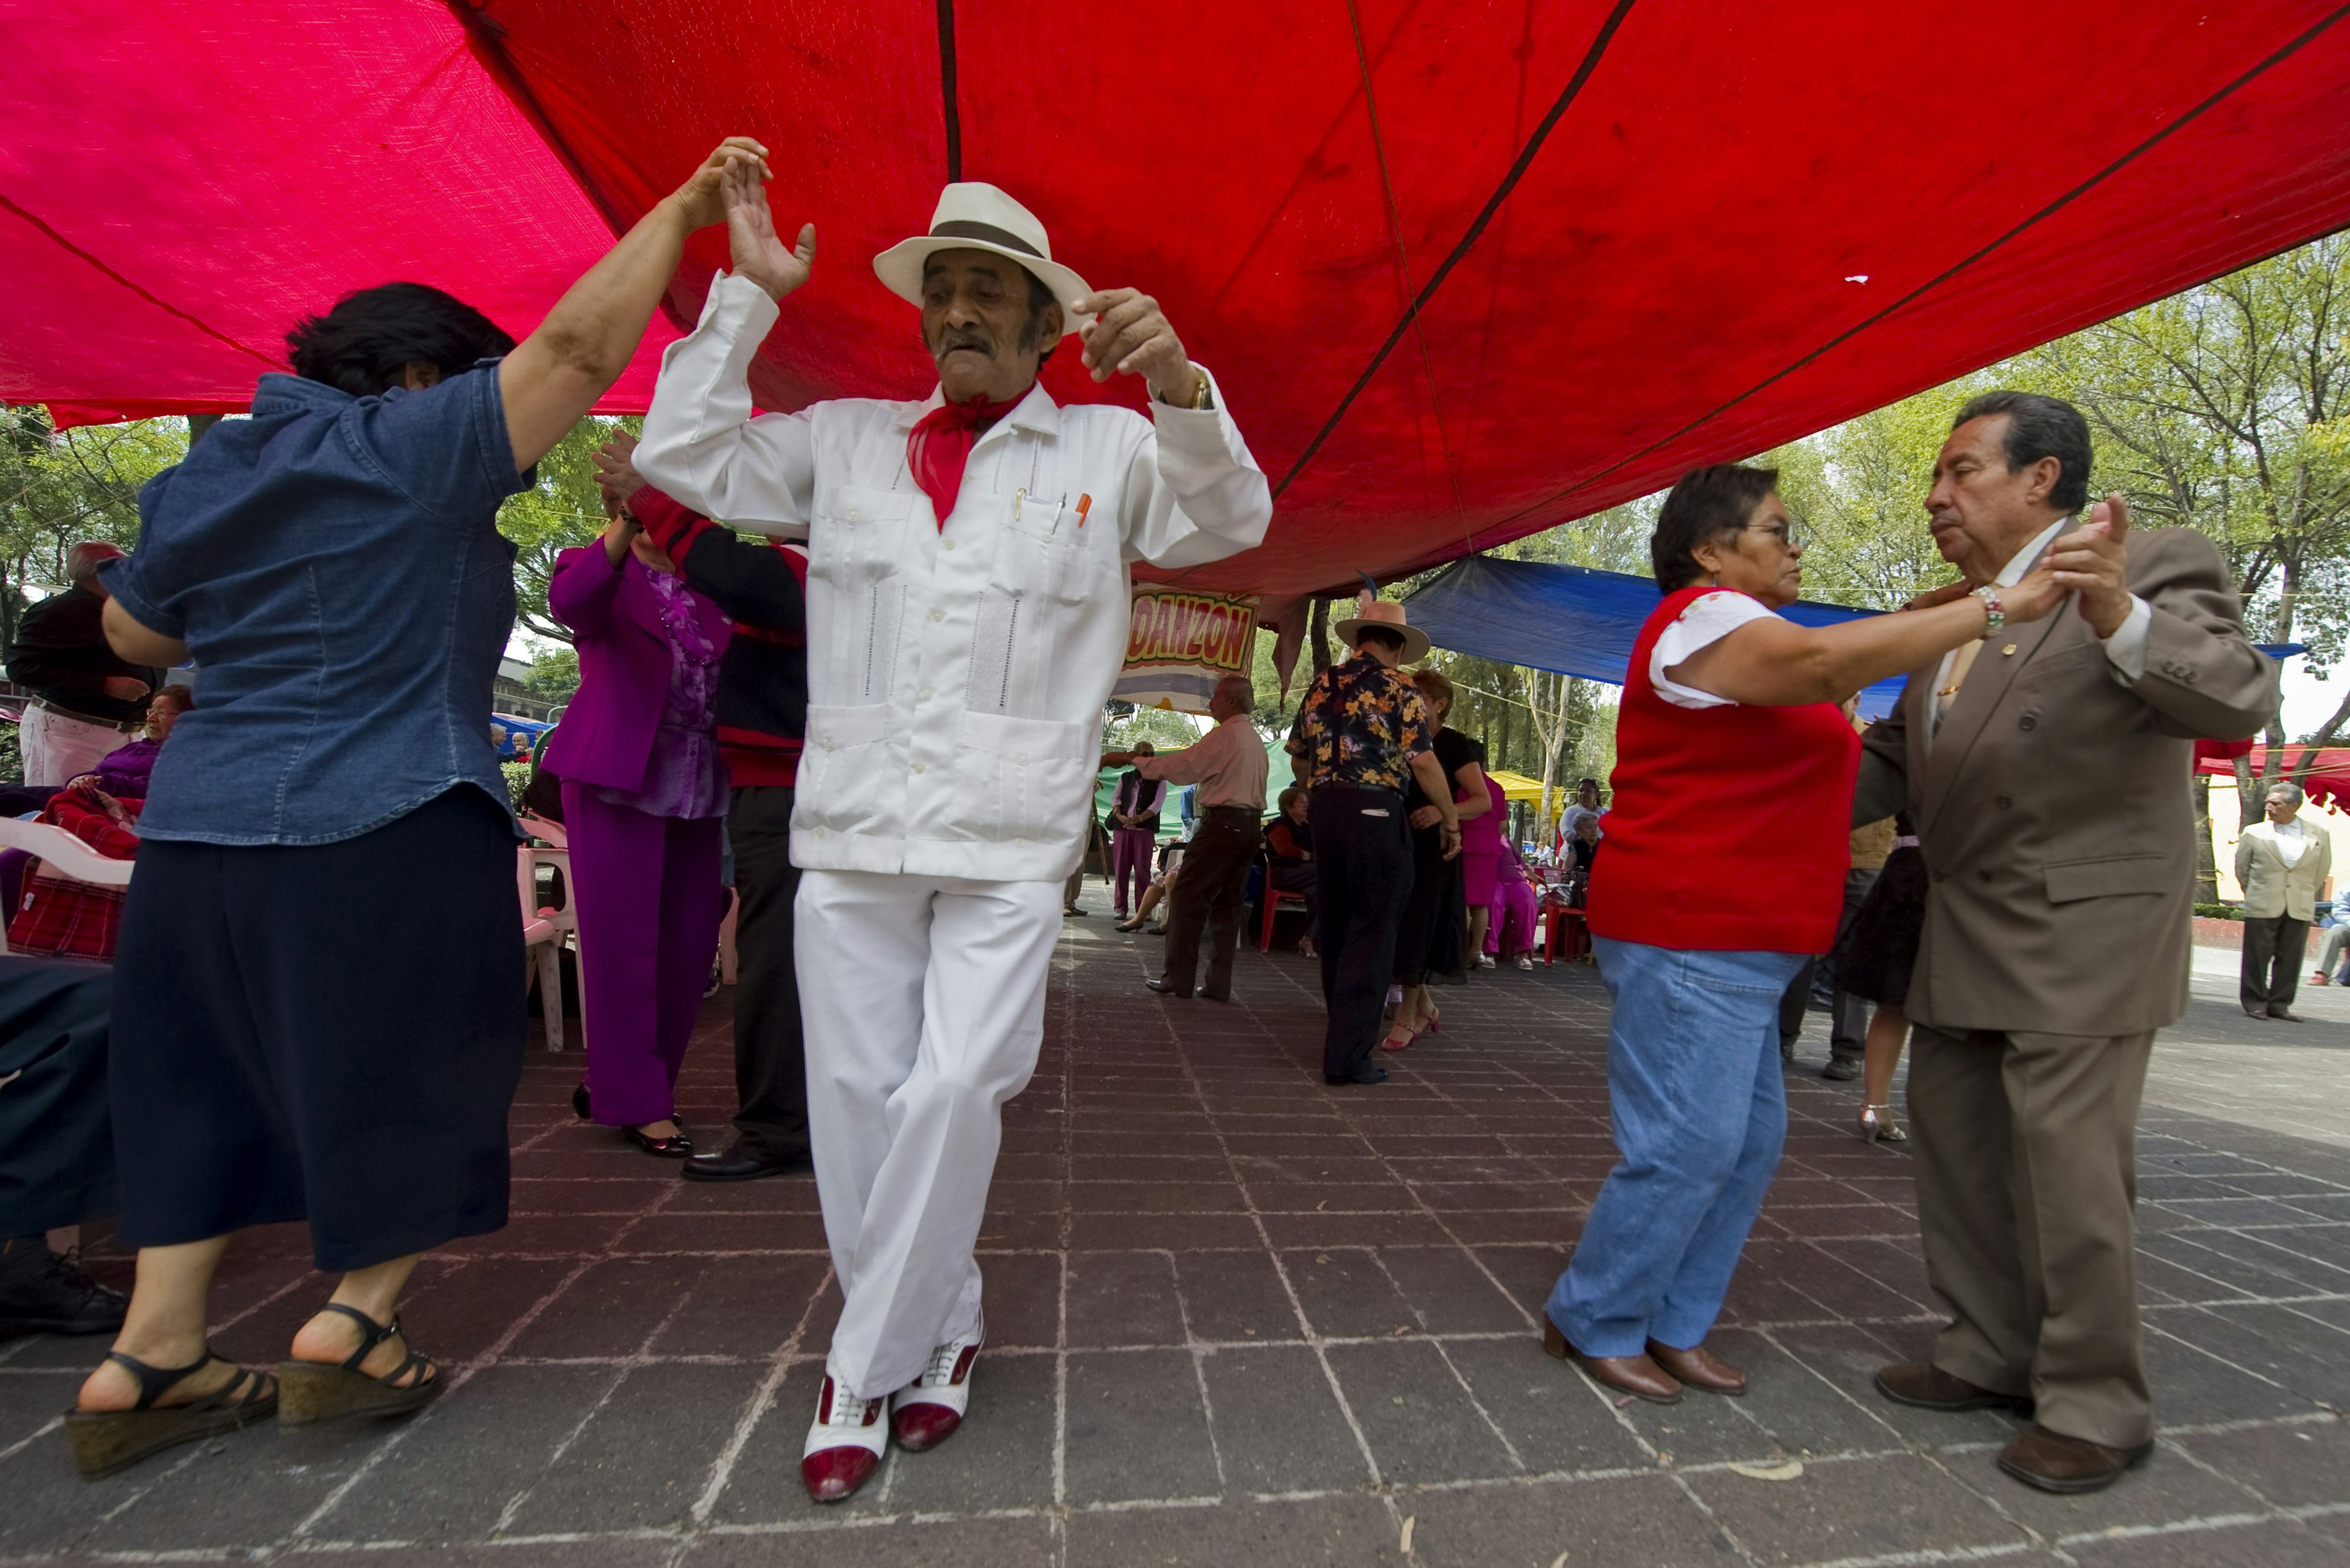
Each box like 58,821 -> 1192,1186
800,1373 -> 887,1503
1517,956 -> 1534,970
890,1320 -> 982,1452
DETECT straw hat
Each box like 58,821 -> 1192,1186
873,183 -> 1092,336
1333,592 -> 1430,664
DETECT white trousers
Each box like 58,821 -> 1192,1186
795,868 -> 1061,1398
20,705 -> 124,788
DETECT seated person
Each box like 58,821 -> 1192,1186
1117,838 -> 1187,935
6,777 -> 141,961
1487,840 -> 1542,969
91,685 -> 195,803
1264,786 -> 1316,957
0,955 -> 127,1338
1563,812 -> 1601,907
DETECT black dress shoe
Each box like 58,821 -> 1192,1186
2267,1006 -> 2303,1022
1325,1066 -> 1388,1085
1821,1056 -> 1861,1081
1198,990 -> 1232,1004
624,1125 -> 694,1158
1144,977 -> 1191,997
682,1144 -> 813,1182
2243,1003 -> 2269,1020
0,1239 -> 126,1337
572,1081 -> 592,1119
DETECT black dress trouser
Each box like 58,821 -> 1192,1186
1310,786 -> 1414,1080
1160,808 -> 1258,999
0,957 -> 115,1238
2240,913 -> 2308,1015
726,785 -> 811,1160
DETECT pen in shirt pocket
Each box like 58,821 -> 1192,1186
1075,493 -> 1093,528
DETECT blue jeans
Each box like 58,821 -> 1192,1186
1548,937 -> 1804,1357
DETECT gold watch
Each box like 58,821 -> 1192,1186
1158,368 -> 1212,409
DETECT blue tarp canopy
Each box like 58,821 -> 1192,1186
1403,556 -> 1908,720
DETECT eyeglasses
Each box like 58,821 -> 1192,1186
1742,521 -> 1802,551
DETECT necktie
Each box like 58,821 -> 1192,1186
905,394 -> 1022,528
1935,638 -> 1984,726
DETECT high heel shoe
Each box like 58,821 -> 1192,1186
1379,1023 -> 1420,1052
1859,1104 -> 1908,1144
625,1124 -> 695,1158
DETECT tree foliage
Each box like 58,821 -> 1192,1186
498,416 -> 636,646
0,408 -> 186,649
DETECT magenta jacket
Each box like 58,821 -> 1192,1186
540,543 -> 732,793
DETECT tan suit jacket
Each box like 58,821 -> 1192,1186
1854,528 -> 2277,1037
2235,818 -> 2332,922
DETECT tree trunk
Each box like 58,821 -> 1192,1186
2192,772 -> 2218,903
186,413 -> 223,447
1308,597 -> 1332,676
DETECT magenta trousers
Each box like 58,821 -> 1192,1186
1487,873 -> 1540,957
1110,826 -> 1156,914
561,782 -> 728,1127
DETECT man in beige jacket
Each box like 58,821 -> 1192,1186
2235,780 -> 2332,1022
1852,392 -> 2276,1495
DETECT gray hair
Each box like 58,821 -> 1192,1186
1214,673 -> 1255,712
2266,781 -> 2306,808
64,541 -> 122,586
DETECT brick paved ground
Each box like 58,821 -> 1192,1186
2,903 -> 2346,1567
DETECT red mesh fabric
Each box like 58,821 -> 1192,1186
5,2 -> 2349,595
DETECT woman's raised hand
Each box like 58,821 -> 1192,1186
671,138 -> 770,230
1996,566 -> 2072,625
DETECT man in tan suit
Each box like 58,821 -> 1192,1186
1852,391 -> 2277,1494
2235,781 -> 2332,1021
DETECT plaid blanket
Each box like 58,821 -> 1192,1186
6,788 -> 138,961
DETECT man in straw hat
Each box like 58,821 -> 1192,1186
1285,592 -> 1461,1086
636,165 -> 1271,1502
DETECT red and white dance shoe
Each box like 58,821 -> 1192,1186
889,1320 -> 982,1452
800,1373 -> 887,1503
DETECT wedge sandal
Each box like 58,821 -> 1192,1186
277,1303 -> 443,1425
63,1350 -> 277,1479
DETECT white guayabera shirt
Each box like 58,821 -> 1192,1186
637,273 -> 1273,883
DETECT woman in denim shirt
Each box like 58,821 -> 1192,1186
64,138 -> 800,1480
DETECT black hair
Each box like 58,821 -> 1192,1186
1952,390 -> 2091,513
1356,625 -> 1406,653
1018,269 -> 1059,365
286,282 -> 517,398
1651,464 -> 1780,593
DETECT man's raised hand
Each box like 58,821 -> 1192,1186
1075,288 -> 1203,403
2046,491 -> 2135,638
671,138 -> 770,230
723,156 -> 815,303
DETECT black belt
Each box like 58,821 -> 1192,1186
1203,804 -> 1259,819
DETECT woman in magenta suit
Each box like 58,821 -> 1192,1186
544,506 -> 732,1158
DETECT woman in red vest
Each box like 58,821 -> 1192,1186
1542,464 -> 2063,1406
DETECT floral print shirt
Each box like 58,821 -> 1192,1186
1285,652 -> 1433,794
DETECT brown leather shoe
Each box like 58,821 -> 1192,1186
1542,1318 -> 1682,1404
1874,1362 -> 2034,1417
1997,1425 -> 2154,1493
1647,1338 -> 1746,1396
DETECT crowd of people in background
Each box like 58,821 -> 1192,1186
0,131 -> 2329,1515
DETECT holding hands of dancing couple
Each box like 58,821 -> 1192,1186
716,149 -> 817,302
1902,490 -> 2132,632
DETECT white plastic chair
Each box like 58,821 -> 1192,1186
0,818 -> 134,957
517,845 -> 568,1051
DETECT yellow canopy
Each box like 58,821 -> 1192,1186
1485,769 -> 1549,804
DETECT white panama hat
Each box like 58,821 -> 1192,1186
872,183 -> 1092,336
1332,594 -> 1431,665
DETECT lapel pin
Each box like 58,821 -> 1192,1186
2001,643 -> 2018,656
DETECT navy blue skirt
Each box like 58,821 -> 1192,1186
111,786 -> 525,1271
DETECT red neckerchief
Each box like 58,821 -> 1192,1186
906,392 -> 1024,529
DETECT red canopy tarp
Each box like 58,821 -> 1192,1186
6,2 -> 2350,596
2199,747 -> 2350,811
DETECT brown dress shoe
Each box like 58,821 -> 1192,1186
1997,1425 -> 2154,1493
1542,1318 -> 1682,1404
1647,1338 -> 1746,1395
1874,1362 -> 2034,1416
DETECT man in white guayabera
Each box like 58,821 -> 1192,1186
635,162 -> 1272,1503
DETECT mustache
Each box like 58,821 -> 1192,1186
932,326 -> 996,359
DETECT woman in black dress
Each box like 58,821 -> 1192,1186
1829,812 -> 1926,1141
1383,670 -> 1490,1051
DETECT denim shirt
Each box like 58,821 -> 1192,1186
101,366 -> 531,845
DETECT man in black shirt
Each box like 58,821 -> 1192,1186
7,543 -> 162,786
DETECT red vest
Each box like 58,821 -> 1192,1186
1588,586 -> 1859,954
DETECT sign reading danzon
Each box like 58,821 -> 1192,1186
1113,589 -> 1257,712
